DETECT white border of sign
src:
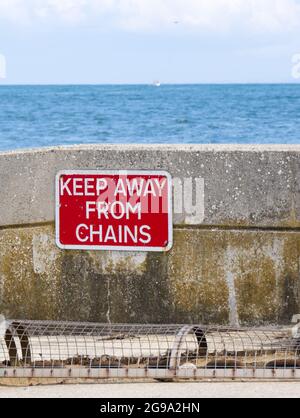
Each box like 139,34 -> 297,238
55,170 -> 173,252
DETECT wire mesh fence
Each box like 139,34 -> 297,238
0,318 -> 300,380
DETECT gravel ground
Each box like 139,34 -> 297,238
0,382 -> 300,398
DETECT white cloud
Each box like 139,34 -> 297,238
0,0 -> 300,33
0,0 -> 30,23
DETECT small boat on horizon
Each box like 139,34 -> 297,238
153,80 -> 161,87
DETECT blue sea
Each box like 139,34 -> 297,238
0,84 -> 300,151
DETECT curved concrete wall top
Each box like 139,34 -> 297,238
0,144 -> 300,228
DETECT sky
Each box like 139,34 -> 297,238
0,0 -> 300,84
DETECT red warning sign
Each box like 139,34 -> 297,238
56,171 -> 173,252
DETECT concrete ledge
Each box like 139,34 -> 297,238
0,144 -> 300,228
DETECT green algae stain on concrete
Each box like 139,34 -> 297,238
279,236 -> 300,323
0,225 -> 61,319
228,235 -> 282,325
58,250 -> 172,324
220,232 -> 300,325
230,233 -> 300,325
1,225 -> 300,325
58,251 -> 98,322
168,230 -> 300,326
168,230 -> 230,324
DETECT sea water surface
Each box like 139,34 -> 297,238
0,84 -> 300,151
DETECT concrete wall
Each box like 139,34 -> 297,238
0,144 -> 300,325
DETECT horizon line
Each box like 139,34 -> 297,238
0,81 -> 300,86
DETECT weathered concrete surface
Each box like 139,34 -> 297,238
1,225 -> 299,325
1,145 -> 300,325
0,144 -> 300,228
